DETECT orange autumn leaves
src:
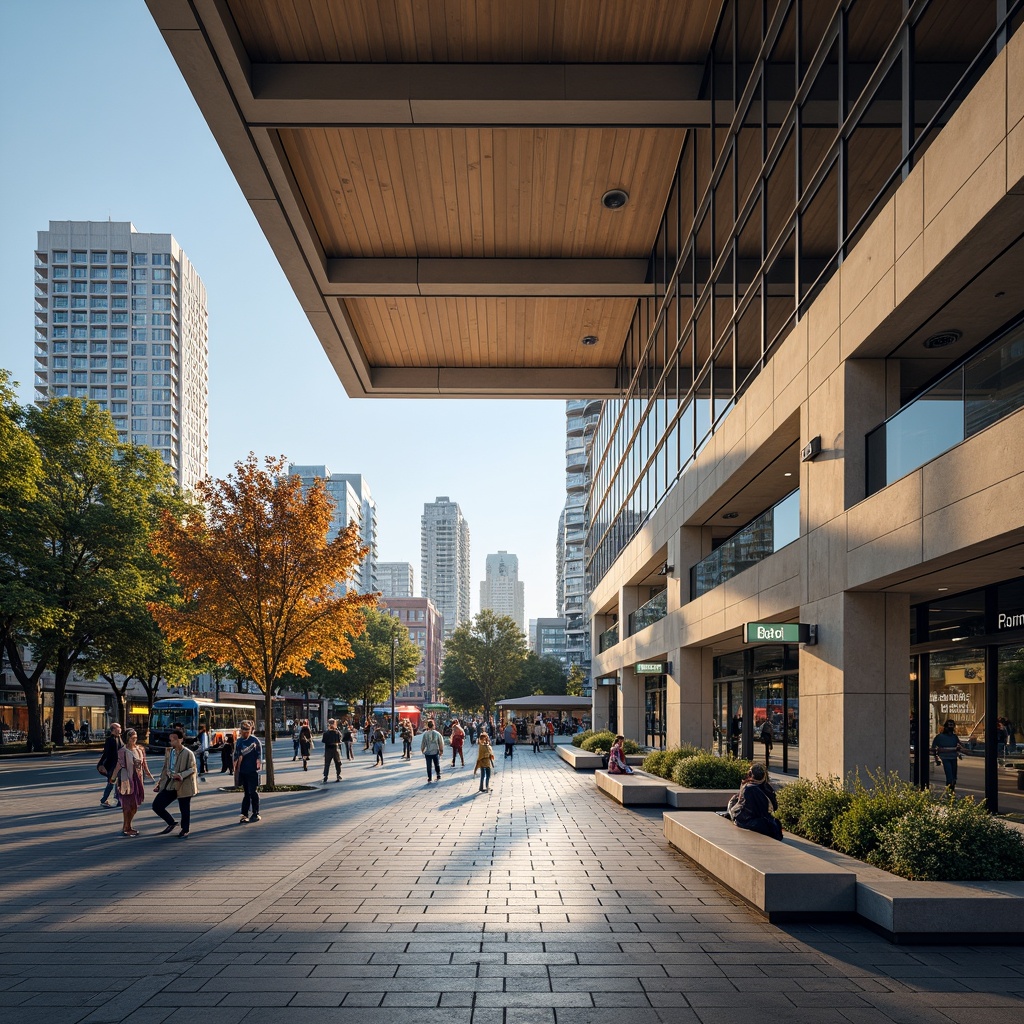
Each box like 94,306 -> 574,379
149,454 -> 375,692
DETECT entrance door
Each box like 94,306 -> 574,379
645,675 -> 666,749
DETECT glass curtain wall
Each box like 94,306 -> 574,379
587,0 -> 1022,587
644,675 -> 667,749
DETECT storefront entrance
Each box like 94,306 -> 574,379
713,645 -> 799,774
911,577 -> 1024,814
644,674 -> 666,749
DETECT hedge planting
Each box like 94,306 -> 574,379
579,731 -> 639,754
672,751 -> 750,789
641,745 -> 702,779
777,770 -> 1024,882
571,730 -> 594,748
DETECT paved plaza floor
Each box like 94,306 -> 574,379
1,741 -> 1022,1024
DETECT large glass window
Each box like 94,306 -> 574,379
927,648 -> 986,799
644,675 -> 666,749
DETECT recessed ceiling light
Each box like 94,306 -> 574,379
602,189 -> 629,210
784,472 -> 793,477
723,512 -> 739,520
923,330 -> 961,350
937,587 -> 949,591
581,335 -> 598,346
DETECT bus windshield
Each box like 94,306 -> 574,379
150,707 -> 198,734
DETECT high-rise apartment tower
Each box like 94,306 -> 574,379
480,551 -> 525,633
34,221 -> 208,491
420,497 -> 471,640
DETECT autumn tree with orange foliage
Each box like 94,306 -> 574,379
149,454 -> 375,785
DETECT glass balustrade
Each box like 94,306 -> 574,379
866,318 -> 1024,495
690,489 -> 800,599
599,624 -> 619,652
628,590 -> 668,636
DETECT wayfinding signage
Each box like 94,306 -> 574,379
744,622 -> 816,644
635,661 -> 667,674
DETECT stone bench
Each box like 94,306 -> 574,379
556,745 -> 645,771
783,834 -> 1024,943
595,769 -> 669,805
663,810 -> 857,921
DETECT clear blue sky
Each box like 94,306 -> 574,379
0,1 -> 568,625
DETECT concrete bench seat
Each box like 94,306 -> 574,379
556,745 -> 644,770
595,769 -> 669,805
783,834 -> 1024,943
664,810 -> 857,921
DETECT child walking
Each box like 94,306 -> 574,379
474,733 -> 495,792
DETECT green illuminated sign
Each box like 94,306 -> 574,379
744,622 -> 814,644
635,661 -> 667,674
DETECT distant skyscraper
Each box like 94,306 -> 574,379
480,551 -> 525,633
420,496 -> 471,640
378,562 -> 414,598
34,220 -> 208,491
288,465 -> 378,595
529,618 -> 538,652
559,399 -> 600,695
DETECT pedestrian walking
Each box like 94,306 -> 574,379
531,718 -> 545,753
546,718 -> 555,747
420,718 -> 444,782
450,719 -> 465,767
98,722 -> 124,807
474,732 -> 495,792
759,719 -> 774,768
152,727 -> 199,838
931,718 -> 964,793
292,724 -> 301,761
502,721 -> 517,759
322,719 -> 342,782
372,724 -> 386,766
399,719 -> 413,760
233,720 -> 263,823
298,720 -> 313,771
220,732 -> 234,773
197,723 -> 210,779
113,728 -> 154,836
363,717 -> 374,751
341,720 -> 355,760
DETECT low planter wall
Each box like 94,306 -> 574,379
556,745 -> 644,770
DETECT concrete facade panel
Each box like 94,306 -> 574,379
847,519 -> 924,590
840,202 -> 894,315
922,50 -> 1006,224
923,473 -> 1024,561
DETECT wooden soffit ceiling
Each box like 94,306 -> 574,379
147,0 -> 723,397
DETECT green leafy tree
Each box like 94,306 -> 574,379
1,394 -> 177,749
440,610 -> 528,720
0,371 -> 44,747
516,652 -> 567,696
565,663 -> 586,697
312,606 -> 421,721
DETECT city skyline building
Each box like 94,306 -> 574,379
479,551 -> 525,633
535,617 -> 568,668
33,220 -> 208,491
420,496 -> 471,640
382,596 -> 443,704
378,562 -> 414,598
288,465 -> 378,595
560,399 -> 599,696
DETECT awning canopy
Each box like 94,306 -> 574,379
496,696 -> 592,712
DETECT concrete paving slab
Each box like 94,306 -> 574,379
1,741 -> 1022,1024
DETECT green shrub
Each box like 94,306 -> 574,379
832,771 -> 931,862
874,798 -> 1024,881
642,749 -> 671,776
621,738 -> 641,755
672,751 -> 750,789
774,777 -> 815,831
795,777 -> 852,847
642,745 -> 701,778
580,731 -> 617,753
572,730 -> 594,748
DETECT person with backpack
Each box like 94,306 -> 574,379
419,718 -> 444,783
399,719 -> 414,760
372,724 -> 386,766
298,720 -> 314,771
474,733 -> 495,792
341,720 -> 355,760
321,719 -> 342,782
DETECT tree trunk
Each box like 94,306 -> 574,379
4,642 -> 46,752
264,688 -> 275,786
49,648 -> 79,748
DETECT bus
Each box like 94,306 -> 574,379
147,698 -> 256,755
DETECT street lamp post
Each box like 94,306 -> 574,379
390,632 -> 398,744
